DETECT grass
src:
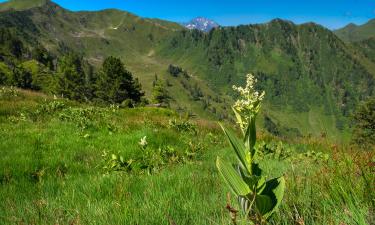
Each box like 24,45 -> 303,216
0,88 -> 374,224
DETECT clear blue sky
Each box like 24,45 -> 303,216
1,0 -> 375,29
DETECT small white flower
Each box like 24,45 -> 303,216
139,136 -> 148,148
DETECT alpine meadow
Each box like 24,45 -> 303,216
0,0 -> 374,224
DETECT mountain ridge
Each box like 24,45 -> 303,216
0,0 -> 374,140
334,19 -> 375,42
183,17 -> 219,32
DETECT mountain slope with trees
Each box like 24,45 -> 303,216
0,0 -> 374,140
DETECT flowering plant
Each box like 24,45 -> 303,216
139,136 -> 148,149
216,74 -> 285,224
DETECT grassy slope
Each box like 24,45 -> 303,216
0,0 -> 48,11
0,89 -> 373,224
334,19 -> 375,42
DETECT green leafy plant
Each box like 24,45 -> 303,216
103,135 -> 201,175
216,74 -> 285,224
0,86 -> 20,100
168,118 -> 197,134
257,141 -> 294,160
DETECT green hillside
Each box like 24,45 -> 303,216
158,20 -> 375,138
0,0 -> 48,11
0,1 -> 374,141
355,37 -> 375,64
334,19 -> 375,42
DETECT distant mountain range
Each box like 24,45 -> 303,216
0,0 -> 374,139
334,19 -> 375,42
183,17 -> 219,32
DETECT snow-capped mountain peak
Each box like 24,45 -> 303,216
183,17 -> 219,32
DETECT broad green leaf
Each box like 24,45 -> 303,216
216,157 -> 251,196
219,123 -> 250,172
255,194 -> 274,215
261,176 -> 286,219
256,176 -> 266,193
238,165 -> 266,194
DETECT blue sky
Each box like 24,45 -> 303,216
1,0 -> 375,29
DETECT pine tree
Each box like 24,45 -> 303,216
352,97 -> 375,149
56,53 -> 85,101
95,56 -> 143,104
151,80 -> 170,106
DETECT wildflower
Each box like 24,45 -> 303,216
232,74 -> 265,130
139,136 -> 148,149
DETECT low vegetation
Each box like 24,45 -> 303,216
0,2 -> 374,224
0,87 -> 373,224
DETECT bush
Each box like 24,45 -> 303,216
11,66 -> 32,89
168,64 -> 183,77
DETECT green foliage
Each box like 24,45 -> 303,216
168,64 -> 189,78
257,141 -> 294,160
96,56 -> 144,104
35,99 -> 67,115
0,86 -> 20,100
168,118 -> 197,134
31,45 -> 54,70
0,62 -> 11,85
103,136 -> 200,175
11,65 -> 32,89
257,141 -> 329,162
0,28 -> 24,59
58,107 -> 108,131
352,97 -> 375,149
168,64 -> 183,77
21,60 -> 54,92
